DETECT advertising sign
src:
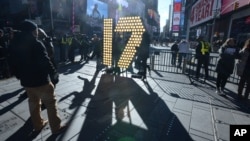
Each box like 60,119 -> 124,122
221,0 -> 250,15
173,13 -> 181,25
107,0 -> 145,24
174,2 -> 182,12
172,25 -> 180,31
85,0 -> 108,28
87,0 -> 108,19
190,0 -> 216,27
52,0 -> 71,20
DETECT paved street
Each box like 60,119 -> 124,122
1,57 -> 250,141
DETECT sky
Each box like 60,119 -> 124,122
158,0 -> 171,32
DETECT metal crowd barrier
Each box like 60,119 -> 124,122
149,51 -> 240,84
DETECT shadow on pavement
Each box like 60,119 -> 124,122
152,71 -> 250,114
74,74 -> 193,141
5,117 -> 43,141
0,88 -> 27,116
0,88 -> 24,103
58,61 -> 88,75
54,69 -> 100,141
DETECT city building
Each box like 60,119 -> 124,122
0,0 -> 160,38
185,0 -> 250,49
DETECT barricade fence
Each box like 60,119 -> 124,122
149,51 -> 240,84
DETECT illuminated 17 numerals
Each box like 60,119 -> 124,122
103,17 -> 145,69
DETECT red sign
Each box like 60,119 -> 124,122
190,0 -> 215,27
174,2 -> 182,12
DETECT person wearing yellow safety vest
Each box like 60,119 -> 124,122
60,34 -> 68,62
195,35 -> 211,80
67,35 -> 75,63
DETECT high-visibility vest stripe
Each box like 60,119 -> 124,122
201,41 -> 210,55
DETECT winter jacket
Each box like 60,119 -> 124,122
178,41 -> 190,53
216,45 -> 239,76
171,43 -> 178,53
9,32 -> 57,87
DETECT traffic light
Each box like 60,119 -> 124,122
234,2 -> 239,10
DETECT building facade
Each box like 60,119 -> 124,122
185,0 -> 250,49
0,0 -> 159,38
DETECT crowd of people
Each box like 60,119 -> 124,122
170,36 -> 250,100
0,19 -> 250,135
0,20 -> 106,135
0,26 -> 105,79
0,19 -> 152,134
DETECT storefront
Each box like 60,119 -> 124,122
220,0 -> 250,47
229,7 -> 250,47
188,0 -> 218,42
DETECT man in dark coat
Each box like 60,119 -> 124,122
8,20 -> 66,134
171,41 -> 179,66
136,31 -> 150,79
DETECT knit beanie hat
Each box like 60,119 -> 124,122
20,20 -> 37,32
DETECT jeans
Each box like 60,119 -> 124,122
25,82 -> 61,132
238,75 -> 250,99
196,55 -> 209,78
178,53 -> 186,67
171,53 -> 177,65
216,73 -> 229,91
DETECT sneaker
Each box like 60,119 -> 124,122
215,89 -> 221,94
52,125 -> 67,135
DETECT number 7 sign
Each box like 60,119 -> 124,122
103,16 -> 145,69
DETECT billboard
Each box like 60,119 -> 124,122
172,1 -> 182,32
52,0 -> 71,21
172,25 -> 180,31
85,0 -> 108,28
190,0 -> 216,27
107,0 -> 145,24
87,0 -> 108,18
75,0 -> 87,22
174,2 -> 182,12
173,13 -> 181,25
